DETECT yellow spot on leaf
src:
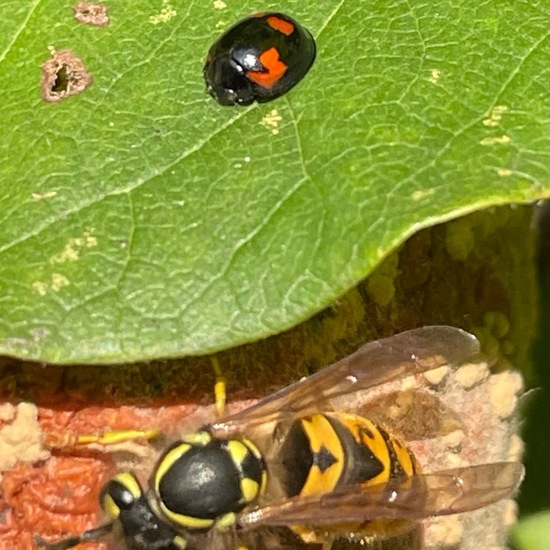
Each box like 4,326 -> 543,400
429,68 -> 441,83
51,273 -> 70,291
32,191 -> 57,200
50,230 -> 97,264
32,281 -> 48,296
149,0 -> 176,24
480,135 -> 511,146
482,105 -> 508,127
32,273 -> 70,294
411,188 -> 435,201
260,109 -> 282,135
497,168 -> 513,177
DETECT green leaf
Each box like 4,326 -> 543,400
0,0 -> 548,363
512,512 -> 550,550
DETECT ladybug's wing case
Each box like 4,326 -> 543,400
204,13 -> 316,105
237,462 -> 524,529
211,326 -> 479,437
238,15 -> 316,100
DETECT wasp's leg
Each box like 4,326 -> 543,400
211,356 -> 227,419
75,429 -> 160,445
46,428 -> 160,449
34,523 -> 113,550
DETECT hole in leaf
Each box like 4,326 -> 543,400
51,65 -> 69,92
41,50 -> 93,103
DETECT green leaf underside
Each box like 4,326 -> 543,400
0,0 -> 548,363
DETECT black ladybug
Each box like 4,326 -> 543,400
204,12 -> 316,106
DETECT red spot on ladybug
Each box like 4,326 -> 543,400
246,47 -> 288,89
266,16 -> 294,36
203,12 -> 316,106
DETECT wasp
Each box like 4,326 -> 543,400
35,326 -> 523,550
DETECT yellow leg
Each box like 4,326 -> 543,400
48,357 -> 228,450
211,356 -> 227,418
75,429 -> 160,446
46,429 -> 160,449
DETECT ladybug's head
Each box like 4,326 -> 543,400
203,54 -> 256,106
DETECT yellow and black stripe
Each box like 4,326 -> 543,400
152,430 -> 267,531
99,471 -> 188,549
279,412 -> 417,499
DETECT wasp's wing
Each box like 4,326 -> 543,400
238,462 -> 523,529
212,326 -> 479,436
